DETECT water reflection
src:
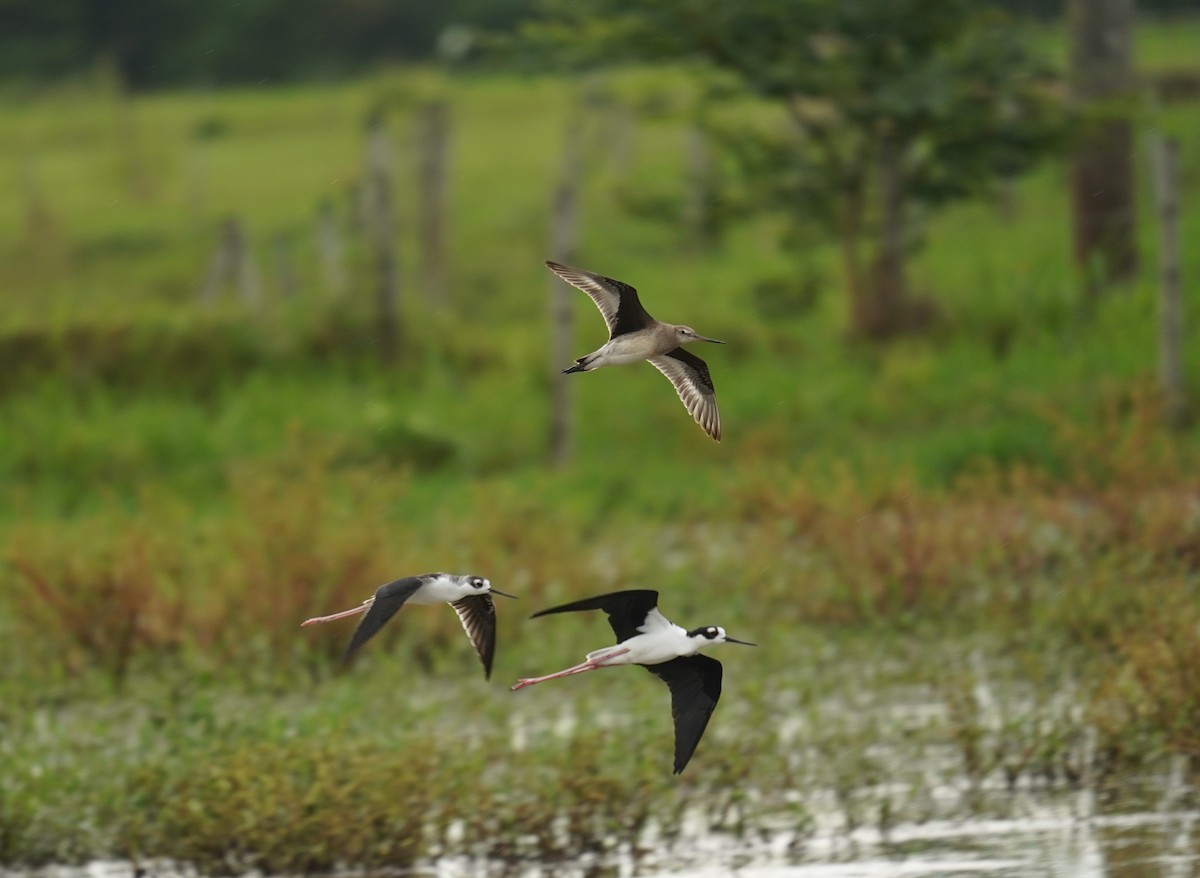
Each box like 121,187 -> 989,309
8,791 -> 1200,878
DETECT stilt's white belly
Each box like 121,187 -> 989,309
588,628 -> 695,666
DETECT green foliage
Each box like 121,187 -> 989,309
0,0 -> 540,88
514,0 -> 1067,337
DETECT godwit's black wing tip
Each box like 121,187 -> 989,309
529,589 -> 660,642
643,655 -> 723,774
341,576 -> 424,662
450,593 -> 498,679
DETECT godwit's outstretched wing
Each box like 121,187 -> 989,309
544,261 -> 654,339
648,348 -> 721,442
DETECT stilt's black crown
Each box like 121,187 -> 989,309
687,626 -> 721,640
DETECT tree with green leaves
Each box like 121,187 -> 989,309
517,0 -> 1064,339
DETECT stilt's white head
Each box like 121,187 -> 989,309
685,625 -> 756,648
452,574 -> 517,599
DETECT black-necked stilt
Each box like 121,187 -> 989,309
545,261 -> 726,442
301,573 -> 516,679
511,589 -> 755,773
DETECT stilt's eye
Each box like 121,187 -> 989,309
707,627 -> 718,637
471,577 -> 484,588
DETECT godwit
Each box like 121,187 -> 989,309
546,261 -> 725,442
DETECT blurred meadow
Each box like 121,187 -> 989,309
3,2 -> 1200,874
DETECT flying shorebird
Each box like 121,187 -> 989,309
545,260 -> 726,442
511,589 -> 755,774
301,573 -> 516,679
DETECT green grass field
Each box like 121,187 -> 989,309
2,19 -> 1200,870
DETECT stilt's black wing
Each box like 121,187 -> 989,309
529,589 -> 660,643
343,577 -> 424,661
450,593 -> 498,679
643,655 -> 723,774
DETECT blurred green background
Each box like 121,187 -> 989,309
2,0 -> 1200,872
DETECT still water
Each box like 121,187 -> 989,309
5,758 -> 1197,878
5,796 -> 1197,878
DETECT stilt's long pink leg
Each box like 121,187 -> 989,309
300,598 -> 373,627
511,648 -> 630,691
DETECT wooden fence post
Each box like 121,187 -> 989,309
200,216 -> 261,307
684,123 -> 715,250
365,113 -> 400,363
547,116 -> 584,468
273,232 -> 299,301
609,103 -> 635,185
315,198 -> 347,298
1150,133 -> 1185,428
417,100 -> 450,309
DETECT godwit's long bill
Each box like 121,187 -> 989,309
545,261 -> 726,442
302,573 -> 516,679
511,589 -> 755,773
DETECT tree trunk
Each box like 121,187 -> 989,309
1068,0 -> 1137,294
869,134 -> 909,322
838,188 -> 872,338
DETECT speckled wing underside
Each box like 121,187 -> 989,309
544,261 -> 654,339
648,348 -> 721,442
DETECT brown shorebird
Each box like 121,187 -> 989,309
511,589 -> 755,774
546,261 -> 725,442
301,573 -> 516,679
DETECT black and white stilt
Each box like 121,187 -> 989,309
511,589 -> 755,773
302,573 -> 516,678
546,261 -> 726,441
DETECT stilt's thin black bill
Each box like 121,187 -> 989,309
726,637 -> 756,646
490,588 -> 518,599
